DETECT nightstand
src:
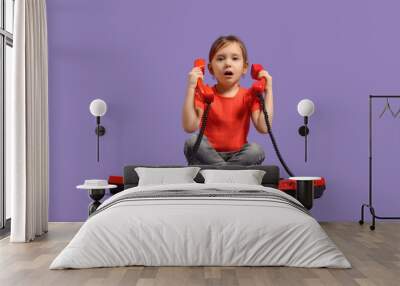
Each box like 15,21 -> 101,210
288,177 -> 321,210
77,180 -> 117,216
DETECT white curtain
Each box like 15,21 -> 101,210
8,0 -> 49,242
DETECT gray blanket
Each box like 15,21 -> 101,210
91,189 -> 310,217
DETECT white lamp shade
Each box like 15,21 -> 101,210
89,99 -> 107,117
297,99 -> 315,117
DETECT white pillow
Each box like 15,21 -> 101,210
135,167 -> 201,186
200,169 -> 266,185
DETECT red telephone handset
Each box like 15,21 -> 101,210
187,59 -> 214,165
250,64 -> 266,97
194,59 -> 214,104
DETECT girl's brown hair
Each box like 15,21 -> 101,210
208,35 -> 248,65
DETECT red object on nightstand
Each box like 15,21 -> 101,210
108,176 -> 124,195
108,176 -> 123,185
278,179 -> 296,191
278,177 -> 326,199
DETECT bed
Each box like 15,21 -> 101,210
50,165 -> 350,269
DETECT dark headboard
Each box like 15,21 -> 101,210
123,165 -> 280,189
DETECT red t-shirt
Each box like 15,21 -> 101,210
194,86 -> 261,152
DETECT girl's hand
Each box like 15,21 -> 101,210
187,67 -> 204,90
258,70 -> 272,92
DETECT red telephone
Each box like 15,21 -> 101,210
187,59 -> 214,165
249,63 -> 266,97
194,58 -> 214,104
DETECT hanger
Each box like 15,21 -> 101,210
379,98 -> 398,118
394,106 -> 400,118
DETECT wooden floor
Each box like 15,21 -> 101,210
0,222 -> 399,286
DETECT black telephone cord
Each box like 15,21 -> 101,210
257,93 -> 295,177
188,103 -> 211,165
188,94 -> 295,178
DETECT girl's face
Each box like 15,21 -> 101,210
209,42 -> 248,88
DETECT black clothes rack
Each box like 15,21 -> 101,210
359,95 -> 400,230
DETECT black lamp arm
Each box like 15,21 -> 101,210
94,116 -> 106,162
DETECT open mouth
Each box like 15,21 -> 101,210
224,71 -> 234,77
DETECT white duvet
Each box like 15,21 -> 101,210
50,183 -> 351,269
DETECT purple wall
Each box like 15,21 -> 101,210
47,0 -> 400,222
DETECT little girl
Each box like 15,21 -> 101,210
182,35 -> 274,166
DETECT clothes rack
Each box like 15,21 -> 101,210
359,95 -> 400,230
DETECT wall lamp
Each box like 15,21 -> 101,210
89,99 -> 107,162
297,99 -> 315,162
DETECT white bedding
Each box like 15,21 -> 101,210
50,183 -> 351,269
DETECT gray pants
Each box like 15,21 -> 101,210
184,134 -> 265,166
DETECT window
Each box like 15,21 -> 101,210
1,0 -> 14,232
